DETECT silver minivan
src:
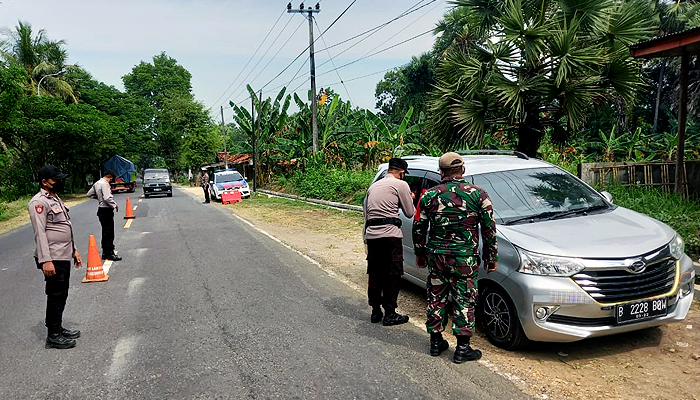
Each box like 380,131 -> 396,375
371,152 -> 695,349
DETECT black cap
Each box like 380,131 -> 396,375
388,158 -> 409,174
37,165 -> 69,182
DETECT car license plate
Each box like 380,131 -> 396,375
616,298 -> 667,324
154,188 -> 161,191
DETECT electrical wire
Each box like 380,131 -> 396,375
314,18 -> 353,104
259,0 -> 357,92
208,9 -> 287,111
316,29 -> 434,79
227,18 -> 306,106
314,0 -> 436,55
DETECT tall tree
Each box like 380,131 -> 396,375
427,0 -> 656,156
122,53 -> 202,170
375,53 -> 437,125
0,21 -> 76,102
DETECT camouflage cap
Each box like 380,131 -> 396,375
439,152 -> 464,170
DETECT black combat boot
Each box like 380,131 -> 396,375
46,333 -> 76,349
102,253 -> 122,261
382,311 -> 409,326
370,307 -> 383,323
60,328 -> 81,339
453,335 -> 481,363
430,332 -> 449,356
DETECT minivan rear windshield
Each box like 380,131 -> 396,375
216,172 -> 243,182
471,167 -> 608,225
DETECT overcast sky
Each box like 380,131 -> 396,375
1,0 -> 451,121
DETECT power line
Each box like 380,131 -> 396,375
324,66 -> 396,87
315,0 -> 440,71
271,1 -> 434,100
209,9 -> 287,111
228,18 -> 306,106
259,0 -> 357,92
314,0 -> 436,55
314,18 -> 353,104
220,15 -> 298,108
316,29 -> 434,79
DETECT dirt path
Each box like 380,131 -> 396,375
188,186 -> 700,400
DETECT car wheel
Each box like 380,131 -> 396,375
144,194 -> 149,198
478,285 -> 529,350
167,193 -> 172,197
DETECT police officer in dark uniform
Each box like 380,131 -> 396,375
28,165 -> 83,349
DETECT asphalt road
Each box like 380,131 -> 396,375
0,186 -> 532,400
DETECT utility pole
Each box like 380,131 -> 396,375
220,106 -> 228,169
288,2 -> 320,152
251,93 -> 257,192
256,90 -> 262,190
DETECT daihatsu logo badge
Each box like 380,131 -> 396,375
627,260 -> 646,274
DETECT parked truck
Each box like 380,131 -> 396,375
103,155 -> 137,193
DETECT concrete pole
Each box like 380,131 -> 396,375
308,10 -> 319,153
676,51 -> 688,195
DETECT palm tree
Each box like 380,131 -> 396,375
427,0 -> 656,156
0,21 -> 76,102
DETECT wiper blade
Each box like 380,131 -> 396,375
546,204 -> 609,221
504,211 -> 560,225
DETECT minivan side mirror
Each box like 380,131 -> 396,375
600,191 -> 614,204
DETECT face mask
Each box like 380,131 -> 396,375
50,179 -> 65,193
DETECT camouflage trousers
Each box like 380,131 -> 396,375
426,254 -> 478,337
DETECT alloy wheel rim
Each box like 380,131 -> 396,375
484,292 -> 512,340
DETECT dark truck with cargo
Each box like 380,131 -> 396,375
103,155 -> 137,193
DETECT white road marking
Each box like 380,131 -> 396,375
132,205 -> 138,211
106,336 -> 138,381
124,219 -> 133,229
138,198 -> 143,202
127,277 -> 146,297
102,259 -> 113,275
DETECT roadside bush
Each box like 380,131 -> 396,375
284,167 -> 376,205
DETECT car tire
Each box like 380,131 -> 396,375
144,194 -> 149,198
477,284 -> 529,350
167,193 -> 172,197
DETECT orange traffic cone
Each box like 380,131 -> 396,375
82,235 -> 109,283
124,197 -> 135,219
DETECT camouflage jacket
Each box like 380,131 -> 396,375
412,177 -> 498,262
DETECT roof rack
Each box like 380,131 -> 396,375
454,150 -> 529,160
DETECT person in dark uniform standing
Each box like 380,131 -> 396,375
363,158 -> 415,326
202,170 -> 210,203
28,165 -> 83,349
413,152 -> 498,363
87,170 -> 121,261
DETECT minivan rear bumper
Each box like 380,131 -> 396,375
502,256 -> 695,343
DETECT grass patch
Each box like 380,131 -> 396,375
0,195 -> 32,222
602,184 -> 700,260
269,167 -> 375,205
229,192 -> 364,240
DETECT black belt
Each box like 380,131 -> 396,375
366,217 -> 402,228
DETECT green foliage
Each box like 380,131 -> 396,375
428,0 -> 656,156
279,166 -> 376,205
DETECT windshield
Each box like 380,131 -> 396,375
144,171 -> 169,180
215,172 -> 243,183
471,167 -> 608,225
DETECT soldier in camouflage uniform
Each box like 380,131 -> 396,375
412,152 -> 498,363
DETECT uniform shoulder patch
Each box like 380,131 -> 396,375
35,205 -> 44,214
